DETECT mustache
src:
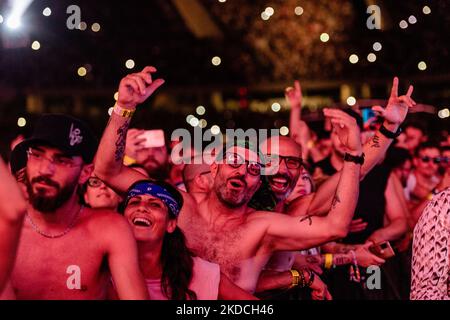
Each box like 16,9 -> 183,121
227,175 -> 247,187
31,176 -> 60,189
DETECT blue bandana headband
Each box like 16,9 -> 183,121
125,181 -> 181,217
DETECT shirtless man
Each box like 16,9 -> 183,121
0,158 -> 27,295
8,114 -> 148,300
95,66 -> 362,293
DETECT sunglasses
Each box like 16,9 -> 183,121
265,155 -> 303,170
223,152 -> 263,176
420,156 -> 443,164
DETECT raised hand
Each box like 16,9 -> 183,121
285,80 -> 302,109
118,66 -> 165,109
372,77 -> 416,125
323,108 -> 362,155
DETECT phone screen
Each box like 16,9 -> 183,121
139,130 -> 166,148
362,108 -> 376,125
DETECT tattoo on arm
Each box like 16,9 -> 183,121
338,245 -> 357,254
371,134 -> 381,149
300,215 -> 313,226
331,194 -> 341,210
115,120 -> 130,162
306,256 -> 320,264
333,254 -> 352,266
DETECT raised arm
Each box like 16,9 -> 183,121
94,66 -> 165,193
264,110 -> 362,251
303,77 -> 416,217
0,158 -> 27,293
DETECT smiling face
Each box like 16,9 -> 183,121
261,137 -> 303,202
211,146 -> 262,208
124,194 -> 176,243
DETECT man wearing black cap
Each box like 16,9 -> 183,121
7,114 -> 148,300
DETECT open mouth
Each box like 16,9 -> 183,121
132,217 -> 152,228
269,176 -> 290,192
228,179 -> 245,189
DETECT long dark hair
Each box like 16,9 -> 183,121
125,179 -> 197,300
160,223 -> 197,300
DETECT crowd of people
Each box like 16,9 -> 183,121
0,66 -> 449,300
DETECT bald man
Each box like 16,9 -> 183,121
182,157 -> 213,204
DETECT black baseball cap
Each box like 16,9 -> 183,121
11,114 -> 98,173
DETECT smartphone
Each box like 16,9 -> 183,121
139,130 -> 165,148
361,108 -> 376,125
370,241 -> 395,259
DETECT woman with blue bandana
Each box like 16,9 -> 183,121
119,179 -> 257,300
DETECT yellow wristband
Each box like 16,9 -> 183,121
324,253 -> 333,269
289,269 -> 300,288
113,103 -> 136,118
123,155 -> 137,166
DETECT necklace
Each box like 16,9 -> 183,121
26,206 -> 84,239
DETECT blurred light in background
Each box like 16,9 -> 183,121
373,42 -> 382,51
212,56 -> 221,66
347,96 -> 356,106
320,33 -> 330,42
280,126 -> 289,136
196,106 -> 206,115
31,40 -> 40,50
42,7 -> 51,17
418,61 -> 427,71
17,117 -> 27,127
125,59 -> 135,69
438,108 -> 449,119
349,54 -> 359,64
367,53 -> 377,62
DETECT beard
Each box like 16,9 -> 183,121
26,175 -> 78,213
214,176 -> 255,209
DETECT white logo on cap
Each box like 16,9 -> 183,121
69,123 -> 83,146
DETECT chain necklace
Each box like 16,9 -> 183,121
26,206 -> 84,239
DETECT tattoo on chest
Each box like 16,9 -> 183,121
115,120 -> 130,162
371,134 -> 381,149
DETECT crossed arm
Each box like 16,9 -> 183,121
0,158 -> 27,294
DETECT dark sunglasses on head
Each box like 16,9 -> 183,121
224,152 -> 263,176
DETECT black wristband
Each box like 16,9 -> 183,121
379,124 -> 402,139
344,152 -> 365,165
306,269 -> 315,288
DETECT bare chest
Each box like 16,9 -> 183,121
181,213 -> 270,292
12,225 -> 109,300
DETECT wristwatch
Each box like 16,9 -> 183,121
344,152 -> 365,165
379,124 -> 402,139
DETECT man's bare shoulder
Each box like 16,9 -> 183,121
81,208 -> 131,237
